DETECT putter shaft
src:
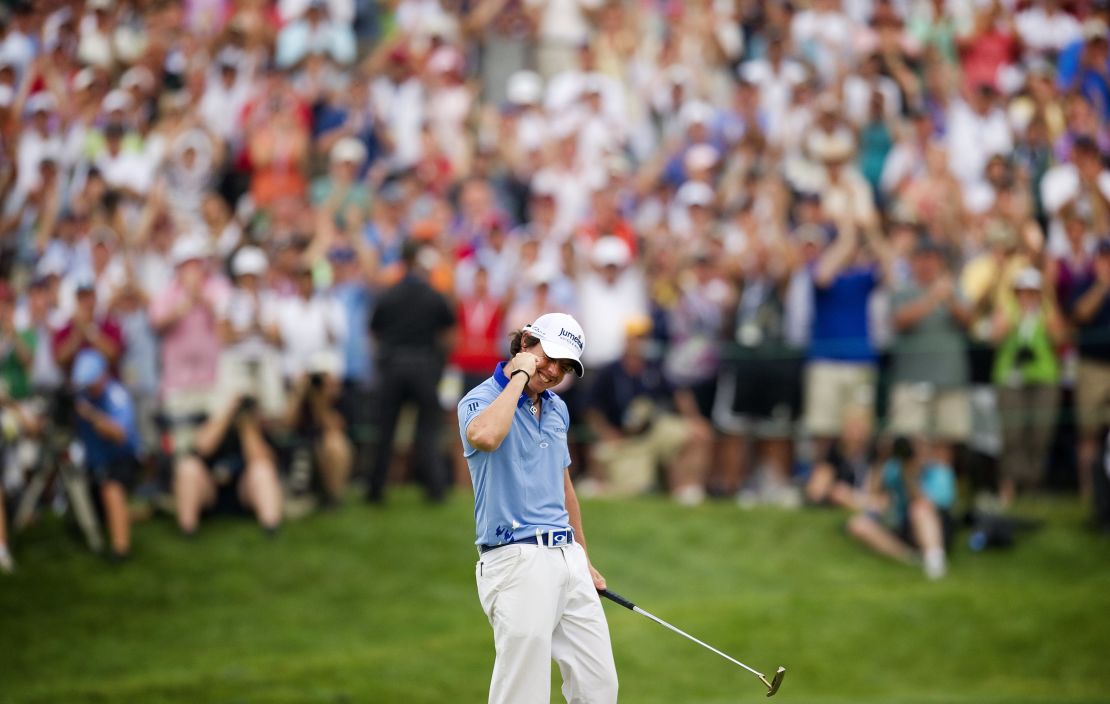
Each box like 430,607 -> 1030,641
599,589 -> 786,696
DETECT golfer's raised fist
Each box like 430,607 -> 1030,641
508,351 -> 539,379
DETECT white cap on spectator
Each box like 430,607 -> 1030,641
676,181 -> 715,209
666,65 -> 692,87
216,46 -> 244,70
1083,18 -> 1108,40
26,93 -> 56,115
526,261 -> 559,286
171,236 -> 210,266
1013,267 -> 1043,291
307,349 -> 342,377
591,236 -> 632,268
507,70 -> 543,106
232,246 -> 268,277
120,66 -> 154,92
73,67 -> 96,91
679,101 -> 714,129
684,144 -> 719,172
808,130 -> 854,162
427,46 -> 463,75
330,137 -> 367,165
102,89 -> 132,114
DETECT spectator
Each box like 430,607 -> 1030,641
282,349 -> 353,505
368,239 -> 456,504
71,348 -> 138,562
887,239 -> 973,478
805,405 -> 876,509
52,283 -> 123,377
847,437 -> 956,579
173,391 -> 283,537
213,246 -> 285,421
1068,240 -> 1110,507
149,237 -> 227,455
586,316 -> 711,504
576,236 -> 648,372
991,268 -> 1066,506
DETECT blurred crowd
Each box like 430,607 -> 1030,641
0,0 -> 1109,577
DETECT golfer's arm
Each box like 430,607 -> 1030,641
564,468 -> 590,556
466,374 -> 528,452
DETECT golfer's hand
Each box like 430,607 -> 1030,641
507,351 -> 538,379
589,564 -> 607,591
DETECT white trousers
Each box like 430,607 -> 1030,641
476,542 -> 619,704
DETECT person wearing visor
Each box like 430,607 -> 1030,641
458,312 -> 618,704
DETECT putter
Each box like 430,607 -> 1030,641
600,589 -> 786,697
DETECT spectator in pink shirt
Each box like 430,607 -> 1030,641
149,236 -> 228,455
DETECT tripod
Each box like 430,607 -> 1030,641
13,397 -> 104,553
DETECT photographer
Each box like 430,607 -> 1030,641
173,392 -> 283,537
282,352 -> 352,505
991,268 -> 1065,507
71,349 -> 139,563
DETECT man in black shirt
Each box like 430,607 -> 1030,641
368,240 -> 456,503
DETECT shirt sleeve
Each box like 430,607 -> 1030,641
458,385 -> 496,455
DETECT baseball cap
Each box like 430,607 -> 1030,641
232,245 -> 268,277
591,236 -> 632,268
330,137 -> 367,165
171,236 -> 210,266
71,348 -> 108,389
1013,267 -> 1043,291
522,313 -> 586,378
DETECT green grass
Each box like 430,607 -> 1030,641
2,491 -> 1109,703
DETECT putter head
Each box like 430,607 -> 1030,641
759,667 -> 786,697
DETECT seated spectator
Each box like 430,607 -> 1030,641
174,392 -> 282,537
805,405 -> 876,509
847,438 -> 956,580
71,349 -> 139,562
586,316 -> 711,504
282,351 -> 353,505
991,267 -> 1065,506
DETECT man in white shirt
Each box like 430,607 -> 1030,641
945,85 -> 1013,190
576,237 -> 649,371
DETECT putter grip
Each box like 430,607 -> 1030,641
599,589 -> 636,611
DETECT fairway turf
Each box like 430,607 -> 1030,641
1,491 -> 1109,703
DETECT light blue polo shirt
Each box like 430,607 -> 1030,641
459,363 -> 573,547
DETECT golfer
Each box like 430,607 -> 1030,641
459,312 -> 619,704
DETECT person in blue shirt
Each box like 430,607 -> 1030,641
72,348 -> 140,562
847,437 -> 956,580
458,312 -> 618,704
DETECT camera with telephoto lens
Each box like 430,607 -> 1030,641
308,372 -> 326,390
1014,344 -> 1036,367
234,395 -> 258,421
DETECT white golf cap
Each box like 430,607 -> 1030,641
1013,267 -> 1043,291
102,89 -> 132,113
232,245 -> 268,277
506,70 -> 543,106
684,143 -> 719,172
330,137 -> 367,165
171,236 -> 210,266
523,312 -> 586,378
26,92 -> 56,115
676,181 -> 715,209
591,236 -> 632,268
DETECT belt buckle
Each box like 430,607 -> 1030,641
544,528 -> 570,548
